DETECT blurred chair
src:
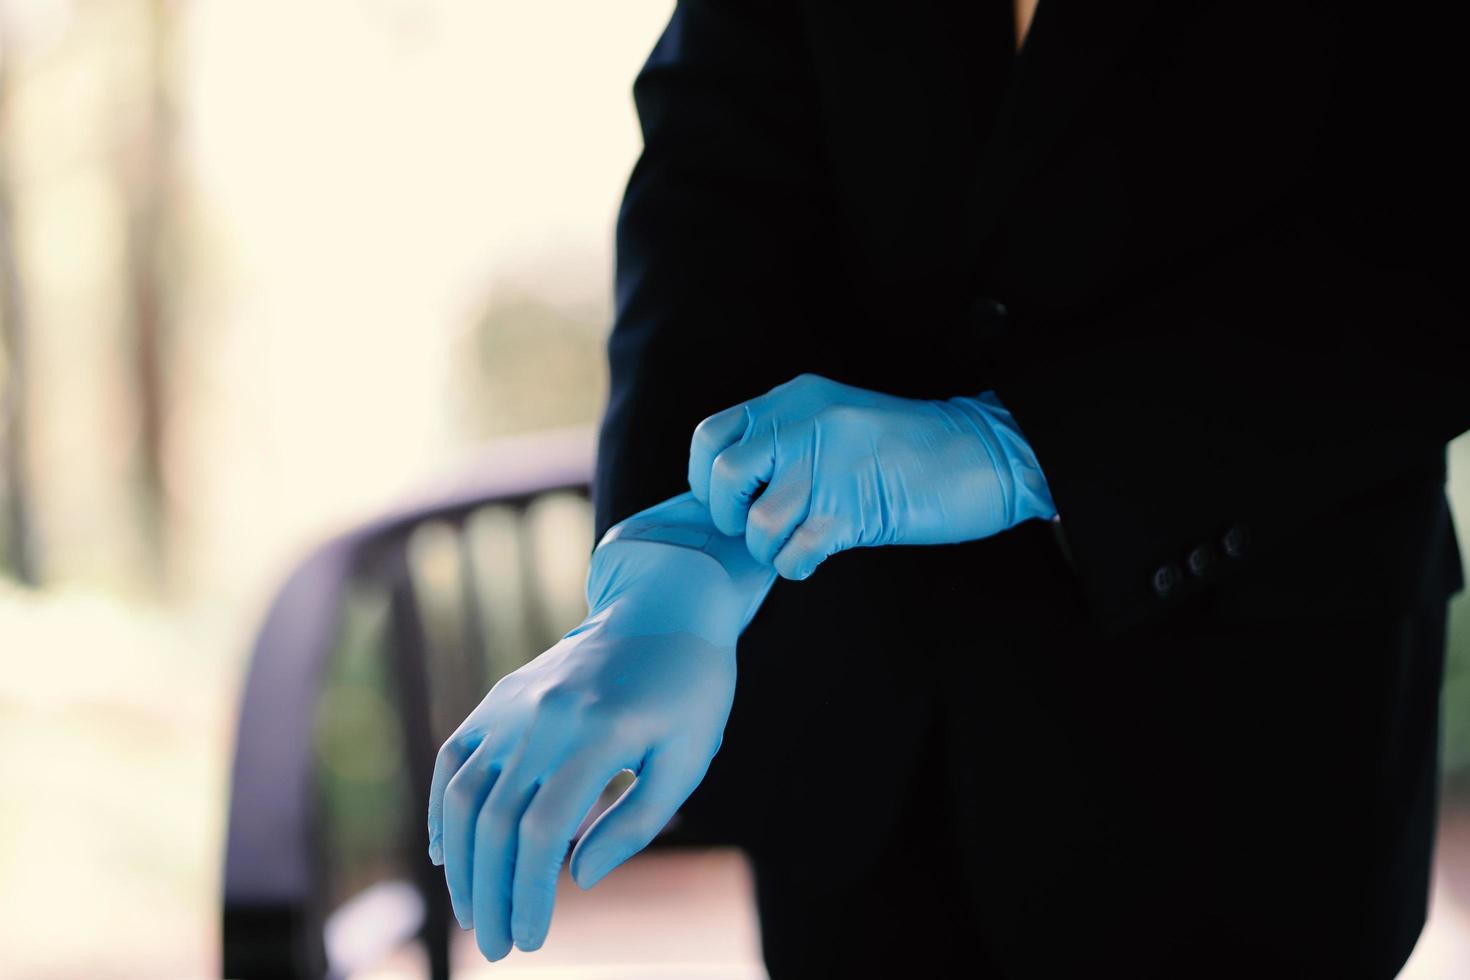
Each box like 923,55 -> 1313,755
223,427 -> 605,979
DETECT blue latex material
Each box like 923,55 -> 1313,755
688,373 -> 1057,579
426,492 -> 775,959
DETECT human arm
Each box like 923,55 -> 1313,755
593,0 -> 845,539
421,6 -> 832,958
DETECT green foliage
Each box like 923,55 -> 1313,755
314,582 -> 410,905
1438,437 -> 1470,799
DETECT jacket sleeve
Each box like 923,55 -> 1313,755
988,4 -> 1469,637
593,0 -> 843,541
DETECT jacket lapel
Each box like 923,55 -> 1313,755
966,0 -> 1159,272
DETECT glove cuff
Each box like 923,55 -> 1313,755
950,391 -> 1059,528
580,492 -> 778,646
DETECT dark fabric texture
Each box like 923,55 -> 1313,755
591,0 -> 1468,972
752,568 -> 1450,978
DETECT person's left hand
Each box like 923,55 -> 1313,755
426,492 -> 774,961
427,621 -> 735,959
688,373 -> 1053,579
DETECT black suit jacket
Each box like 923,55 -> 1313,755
592,0 -> 1468,857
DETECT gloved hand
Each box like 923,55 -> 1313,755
688,372 -> 1056,580
426,492 -> 775,961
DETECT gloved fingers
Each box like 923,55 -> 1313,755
773,513 -> 848,581
428,727 -> 482,865
509,742 -> 631,952
688,403 -> 753,504
441,731 -> 509,931
470,773 -> 531,961
470,693 -> 582,961
707,437 -> 775,536
745,470 -> 812,566
569,739 -> 713,890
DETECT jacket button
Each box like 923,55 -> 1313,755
1151,562 -> 1182,598
1221,523 -> 1250,559
1186,544 -> 1217,578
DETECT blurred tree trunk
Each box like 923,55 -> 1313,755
0,30 -> 37,585
122,0 -> 179,585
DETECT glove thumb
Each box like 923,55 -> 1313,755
569,744 -> 710,889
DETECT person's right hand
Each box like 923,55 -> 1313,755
426,492 -> 776,962
687,373 -> 1056,580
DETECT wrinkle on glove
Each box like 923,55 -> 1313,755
588,493 -> 778,641
687,373 -> 1057,580
425,492 -> 774,962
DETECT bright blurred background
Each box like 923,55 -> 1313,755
0,2 -> 1465,978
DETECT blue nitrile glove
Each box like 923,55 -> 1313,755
426,492 -> 775,961
688,372 -> 1057,580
